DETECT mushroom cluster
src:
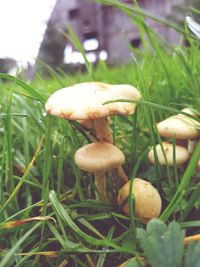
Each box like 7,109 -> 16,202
45,81 -> 141,203
45,81 -> 163,223
148,108 -> 200,170
45,81 -> 165,224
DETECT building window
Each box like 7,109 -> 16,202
130,38 -> 141,48
83,38 -> 99,51
69,8 -> 79,20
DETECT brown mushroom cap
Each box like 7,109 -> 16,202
117,178 -> 162,223
157,112 -> 200,140
148,142 -> 189,166
45,82 -> 141,120
74,142 -> 125,172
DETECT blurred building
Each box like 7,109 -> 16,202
36,0 -> 184,71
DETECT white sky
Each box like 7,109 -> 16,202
0,0 -> 56,66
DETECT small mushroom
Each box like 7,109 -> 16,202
74,142 -> 125,203
157,108 -> 200,140
148,142 -> 189,166
117,178 -> 162,223
157,108 -> 199,155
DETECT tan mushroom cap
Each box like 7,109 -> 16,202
148,142 -> 189,166
74,142 -> 125,172
45,82 -> 141,120
157,112 -> 200,140
117,178 -> 162,223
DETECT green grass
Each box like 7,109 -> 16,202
0,1 -> 200,266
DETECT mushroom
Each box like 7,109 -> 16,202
157,108 -> 199,154
148,142 -> 189,166
157,108 -> 199,141
117,178 -> 162,223
74,142 -> 125,203
45,82 -> 141,143
45,82 -> 141,186
156,108 -> 199,169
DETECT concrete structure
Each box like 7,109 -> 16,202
36,0 -> 185,70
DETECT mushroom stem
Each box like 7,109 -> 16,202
93,118 -> 113,143
110,166 -> 128,186
117,166 -> 129,184
94,171 -> 109,203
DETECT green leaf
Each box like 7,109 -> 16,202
137,219 -> 184,267
184,242 -> 200,267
